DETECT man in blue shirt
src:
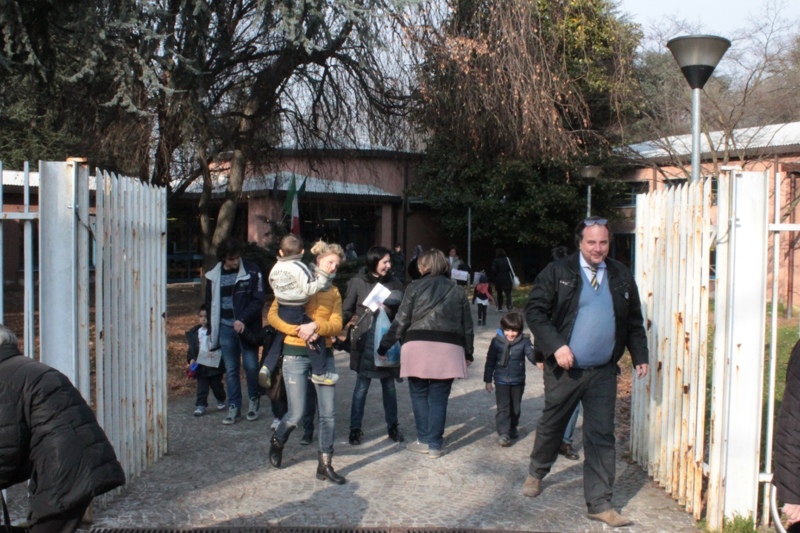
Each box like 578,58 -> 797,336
522,216 -> 649,528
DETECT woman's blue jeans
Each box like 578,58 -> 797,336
219,324 -> 260,410
349,374 -> 398,431
407,377 -> 453,451
274,356 -> 336,453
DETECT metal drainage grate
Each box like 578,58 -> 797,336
90,526 -> 536,533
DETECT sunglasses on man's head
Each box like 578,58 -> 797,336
583,218 -> 608,226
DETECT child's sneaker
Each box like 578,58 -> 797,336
270,417 -> 281,431
193,406 -> 205,417
258,365 -> 271,388
216,401 -> 227,411
498,434 -> 511,447
311,372 -> 339,385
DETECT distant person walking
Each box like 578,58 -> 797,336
390,243 -> 406,284
491,248 -> 514,311
407,244 -> 424,281
205,237 -> 265,425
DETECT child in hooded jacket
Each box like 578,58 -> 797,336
483,311 -> 534,446
472,272 -> 495,326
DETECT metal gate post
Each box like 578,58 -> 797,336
722,171 -> 769,520
38,161 -> 79,381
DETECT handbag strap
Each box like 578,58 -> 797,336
506,257 -> 516,278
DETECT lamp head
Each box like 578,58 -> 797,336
579,165 -> 602,185
667,35 -> 731,90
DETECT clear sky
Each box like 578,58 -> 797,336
616,0 -> 800,37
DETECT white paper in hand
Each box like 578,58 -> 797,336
362,283 -> 391,312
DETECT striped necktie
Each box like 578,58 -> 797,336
590,266 -> 598,290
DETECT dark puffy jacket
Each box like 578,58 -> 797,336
378,273 -> 474,361
524,252 -> 648,369
0,344 -> 125,524
774,339 -> 800,505
491,256 -> 514,290
484,332 -> 534,385
342,269 -> 404,378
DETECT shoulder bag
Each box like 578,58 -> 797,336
506,257 -> 520,289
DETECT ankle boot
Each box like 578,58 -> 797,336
269,435 -> 284,468
316,452 -> 346,484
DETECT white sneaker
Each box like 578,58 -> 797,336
216,401 -> 227,411
193,406 -> 205,417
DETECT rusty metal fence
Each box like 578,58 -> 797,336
1,160 -> 168,482
631,170 -> 784,531
631,178 -> 713,519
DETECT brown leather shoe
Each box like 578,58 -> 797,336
522,475 -> 542,497
587,509 -> 633,527
559,442 -> 580,460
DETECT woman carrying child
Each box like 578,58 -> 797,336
483,311 -> 534,447
267,241 -> 346,484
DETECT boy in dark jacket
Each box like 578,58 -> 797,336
187,304 -> 226,417
0,324 -> 125,533
484,311 -> 534,446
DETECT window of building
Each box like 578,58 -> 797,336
617,182 -> 650,207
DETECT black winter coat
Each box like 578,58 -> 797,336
491,256 -> 514,290
774,338 -> 800,504
524,252 -> 648,369
378,273 -> 474,361
186,325 -> 225,378
483,332 -> 534,385
0,345 -> 125,524
342,269 -> 404,378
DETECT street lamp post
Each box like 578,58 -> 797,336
666,35 -> 731,184
580,165 -> 602,217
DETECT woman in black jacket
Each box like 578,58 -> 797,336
0,325 -> 125,533
378,249 -> 474,458
491,248 -> 514,311
342,245 -> 405,445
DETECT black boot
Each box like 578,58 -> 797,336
316,452 -> 346,484
387,424 -> 404,443
269,435 -> 284,468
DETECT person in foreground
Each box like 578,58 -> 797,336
378,249 -> 474,458
268,241 -> 346,484
774,338 -> 800,532
522,216 -> 649,528
0,325 -> 126,533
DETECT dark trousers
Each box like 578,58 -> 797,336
496,288 -> 513,310
195,372 -> 225,407
265,306 -> 326,376
477,304 -> 488,323
494,383 -> 524,436
529,360 -> 617,514
30,499 -> 91,533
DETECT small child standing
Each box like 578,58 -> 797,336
262,234 -> 337,386
483,311 -> 534,446
472,272 -> 495,326
187,304 -> 227,417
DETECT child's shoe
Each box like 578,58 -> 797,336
258,365 -> 271,388
311,372 -> 339,385
498,434 -> 511,447
193,406 -> 205,417
216,401 -> 227,411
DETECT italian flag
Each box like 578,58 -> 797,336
283,176 -> 306,235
